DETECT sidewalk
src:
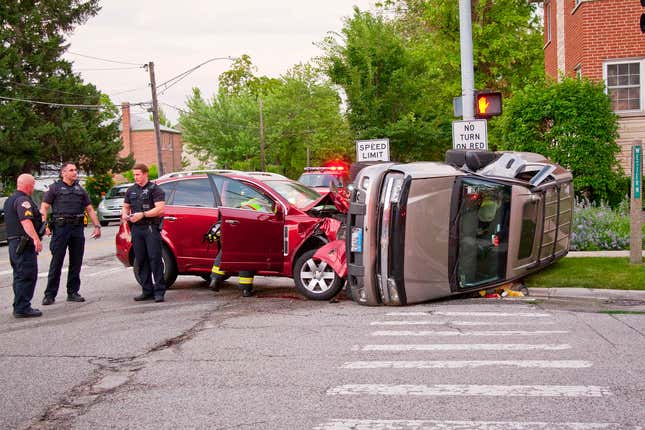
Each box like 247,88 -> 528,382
567,250 -> 645,258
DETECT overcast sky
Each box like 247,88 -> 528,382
64,0 -> 375,124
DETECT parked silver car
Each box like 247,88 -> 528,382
98,183 -> 132,226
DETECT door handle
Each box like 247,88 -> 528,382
225,219 -> 239,225
164,216 -> 177,221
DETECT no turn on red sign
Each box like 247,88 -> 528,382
452,119 -> 488,150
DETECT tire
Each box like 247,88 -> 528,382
293,248 -> 343,301
133,246 -> 178,289
100,220 -> 109,227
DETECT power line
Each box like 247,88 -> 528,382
156,56 -> 236,94
0,95 -> 104,109
76,66 -> 145,72
67,51 -> 145,67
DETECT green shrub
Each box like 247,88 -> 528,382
85,174 -> 114,207
120,163 -> 158,183
571,198 -> 644,251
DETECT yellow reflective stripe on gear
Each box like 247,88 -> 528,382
239,277 -> 253,285
211,266 -> 225,275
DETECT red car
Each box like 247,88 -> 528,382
115,172 -> 347,300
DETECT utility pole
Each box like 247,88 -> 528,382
459,0 -> 475,120
147,61 -> 165,176
259,97 -> 265,171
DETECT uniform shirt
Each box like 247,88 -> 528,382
3,191 -> 41,238
43,180 -> 91,216
124,181 -> 165,219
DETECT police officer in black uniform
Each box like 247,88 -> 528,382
40,162 -> 101,305
4,174 -> 44,318
121,163 -> 167,302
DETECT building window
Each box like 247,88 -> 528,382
604,60 -> 643,112
545,0 -> 551,44
574,65 -> 582,79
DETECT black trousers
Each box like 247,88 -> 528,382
212,249 -> 254,290
9,238 -> 38,313
45,224 -> 85,298
131,223 -> 166,297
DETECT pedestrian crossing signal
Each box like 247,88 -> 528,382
475,92 -> 503,118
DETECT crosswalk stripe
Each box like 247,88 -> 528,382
361,344 -> 571,351
327,384 -> 612,397
313,419 -> 637,430
341,360 -> 593,369
370,320 -> 556,326
386,311 -> 552,317
371,330 -> 568,336
84,267 -> 124,278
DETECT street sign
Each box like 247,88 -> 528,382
356,138 -> 390,162
452,119 -> 488,150
634,145 -> 642,199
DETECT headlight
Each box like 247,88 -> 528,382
98,200 -> 106,210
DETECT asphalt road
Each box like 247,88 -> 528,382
1,225 -> 644,430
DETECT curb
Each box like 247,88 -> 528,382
528,287 -> 645,301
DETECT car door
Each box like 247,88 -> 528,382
161,177 -> 221,272
217,178 -> 284,273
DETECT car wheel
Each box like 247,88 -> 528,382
133,246 -> 178,289
100,220 -> 109,227
293,248 -> 343,300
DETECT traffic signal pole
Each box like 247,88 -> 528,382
459,0 -> 475,121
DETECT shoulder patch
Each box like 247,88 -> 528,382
21,201 -> 31,209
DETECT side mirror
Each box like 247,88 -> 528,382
274,203 -> 284,221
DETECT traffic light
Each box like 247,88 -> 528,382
474,91 -> 503,118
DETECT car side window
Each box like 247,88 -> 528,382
220,178 -> 274,213
158,182 -> 175,204
170,178 -> 215,207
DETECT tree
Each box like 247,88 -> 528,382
497,78 -> 623,204
180,57 -> 352,177
318,2 -> 545,161
0,0 -> 129,187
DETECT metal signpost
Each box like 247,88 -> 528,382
631,141 -> 643,264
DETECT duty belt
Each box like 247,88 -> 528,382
53,214 -> 84,225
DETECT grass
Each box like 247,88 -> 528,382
523,257 -> 645,290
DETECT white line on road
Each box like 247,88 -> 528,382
326,384 -> 612,397
370,320 -> 556,326
313,419 -> 638,430
361,344 -> 571,351
341,360 -> 593,369
371,330 -> 568,336
84,267 -> 125,278
386,311 -> 552,317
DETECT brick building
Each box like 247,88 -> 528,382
119,102 -> 183,173
543,0 -> 645,174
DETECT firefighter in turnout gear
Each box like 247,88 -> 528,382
207,195 -> 261,297
40,162 -> 101,306
5,174 -> 44,318
122,163 -> 167,302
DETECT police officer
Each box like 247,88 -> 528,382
4,174 -> 44,318
121,163 -> 166,302
40,162 -> 101,305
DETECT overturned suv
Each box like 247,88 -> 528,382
318,150 -> 573,306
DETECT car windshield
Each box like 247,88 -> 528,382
298,173 -> 343,188
264,180 -> 322,209
106,186 -> 129,199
